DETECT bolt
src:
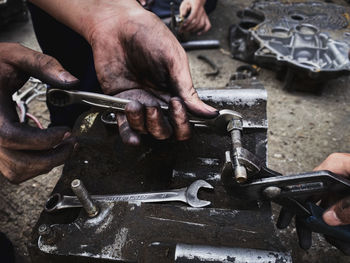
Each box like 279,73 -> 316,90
108,112 -> 116,121
263,186 -> 282,199
234,164 -> 247,184
228,119 -> 247,183
71,179 -> 99,217
38,224 -> 57,245
38,224 -> 50,236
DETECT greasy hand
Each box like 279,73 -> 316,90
313,153 -> 350,226
179,0 -> 211,35
0,43 -> 78,183
85,1 -> 217,145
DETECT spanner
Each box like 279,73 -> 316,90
46,89 -> 244,132
45,180 -> 213,212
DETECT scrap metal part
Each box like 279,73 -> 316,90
28,79 -> 276,262
229,1 -> 350,91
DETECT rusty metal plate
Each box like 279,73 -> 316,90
28,81 -> 283,262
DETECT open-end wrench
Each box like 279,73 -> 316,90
46,89 -> 245,132
45,180 -> 213,213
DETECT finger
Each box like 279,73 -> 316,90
313,153 -> 350,176
323,196 -> 350,225
145,102 -> 172,140
195,17 -> 207,35
184,18 -> 199,33
198,18 -> 211,35
168,49 -> 218,118
178,87 -> 218,118
7,43 -> 79,88
184,5 -> 200,27
0,138 -> 75,184
116,113 -> 141,146
180,2 -> 191,18
296,217 -> 312,250
169,97 -> 191,141
125,100 -> 147,134
276,207 -> 294,229
0,123 -> 72,151
139,0 -> 146,5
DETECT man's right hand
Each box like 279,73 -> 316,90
29,0 -> 218,146
0,43 -> 78,184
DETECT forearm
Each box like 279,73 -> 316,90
28,0 -> 143,41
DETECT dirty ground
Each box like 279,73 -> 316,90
0,0 -> 349,262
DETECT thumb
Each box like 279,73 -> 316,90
323,196 -> 350,226
178,86 -> 218,118
180,2 -> 191,17
9,44 -> 79,88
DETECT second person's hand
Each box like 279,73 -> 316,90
0,43 -> 78,183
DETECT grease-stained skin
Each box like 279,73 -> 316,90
87,5 -> 218,145
28,0 -> 218,144
0,43 -> 78,184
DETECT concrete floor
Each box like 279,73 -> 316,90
0,0 -> 350,262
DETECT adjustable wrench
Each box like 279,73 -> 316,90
45,180 -> 213,213
46,89 -> 248,132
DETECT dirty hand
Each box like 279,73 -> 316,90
179,0 -> 211,35
312,153 -> 350,254
277,153 -> 350,254
0,43 -> 78,184
29,0 -> 217,145
314,153 -> 350,226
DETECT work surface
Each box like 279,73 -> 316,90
0,0 -> 349,262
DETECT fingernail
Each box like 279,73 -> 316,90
59,71 -> 78,83
323,210 -> 343,226
147,107 -> 158,117
74,142 -> 79,150
63,132 -> 72,140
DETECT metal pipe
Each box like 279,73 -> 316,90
181,40 -> 220,50
174,243 -> 293,263
71,179 -> 99,217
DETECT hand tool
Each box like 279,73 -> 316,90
222,140 -> 350,243
197,55 -> 220,77
12,77 -> 46,128
45,179 -> 213,213
46,88 -> 249,132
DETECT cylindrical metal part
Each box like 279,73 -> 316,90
71,179 -> 99,217
230,122 -> 247,183
181,40 -> 220,50
234,164 -> 247,184
174,243 -> 292,263
231,129 -> 242,148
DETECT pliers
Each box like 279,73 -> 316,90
221,144 -> 350,243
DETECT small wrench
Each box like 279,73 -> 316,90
46,89 -> 245,132
45,180 -> 213,212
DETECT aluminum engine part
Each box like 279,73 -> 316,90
229,1 -> 350,91
28,78 -> 280,263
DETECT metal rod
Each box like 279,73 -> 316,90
71,179 -> 99,217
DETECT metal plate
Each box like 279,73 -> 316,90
28,81 -> 280,262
